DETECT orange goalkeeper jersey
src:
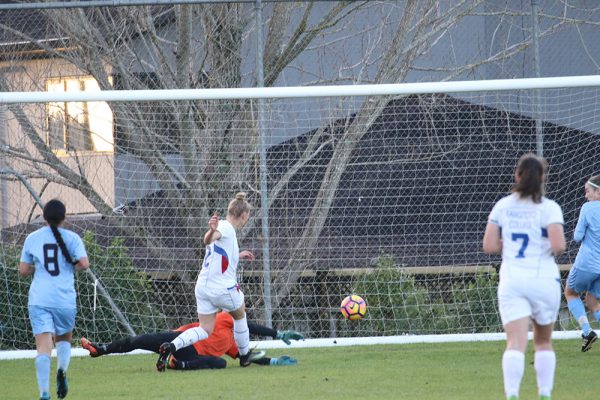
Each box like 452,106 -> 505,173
174,312 -> 239,359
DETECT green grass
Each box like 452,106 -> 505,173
2,339 -> 599,399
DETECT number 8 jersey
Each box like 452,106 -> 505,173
20,226 -> 87,308
489,193 -> 564,279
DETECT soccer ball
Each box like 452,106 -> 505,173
340,294 -> 367,321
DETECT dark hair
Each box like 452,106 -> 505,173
512,153 -> 547,203
43,199 -> 76,265
227,192 -> 252,218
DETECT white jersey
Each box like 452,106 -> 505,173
197,220 -> 240,289
489,193 -> 564,280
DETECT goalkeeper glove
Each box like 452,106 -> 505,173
276,330 -> 304,345
271,355 -> 298,366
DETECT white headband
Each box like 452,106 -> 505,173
588,181 -> 600,189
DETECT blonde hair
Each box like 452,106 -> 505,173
587,174 -> 600,189
228,192 -> 252,218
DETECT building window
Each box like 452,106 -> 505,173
47,76 -> 114,152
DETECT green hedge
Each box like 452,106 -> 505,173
0,232 -> 166,350
338,255 -> 501,336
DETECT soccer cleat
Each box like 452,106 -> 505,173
156,342 -> 176,372
239,349 -> 266,367
56,368 -> 68,399
581,330 -> 597,352
40,392 -> 50,400
166,354 -> 178,370
80,337 -> 100,358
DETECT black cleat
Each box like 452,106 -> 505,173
56,368 -> 68,399
156,342 -> 176,372
239,349 -> 266,367
582,330 -> 598,352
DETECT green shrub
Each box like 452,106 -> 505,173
0,232 -> 166,349
339,255 -> 501,336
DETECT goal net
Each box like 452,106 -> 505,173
1,77 -> 600,350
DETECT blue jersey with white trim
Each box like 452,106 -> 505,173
488,193 -> 563,279
573,201 -> 600,273
198,220 -> 240,289
20,226 -> 87,308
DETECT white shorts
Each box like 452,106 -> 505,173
195,282 -> 245,315
498,276 -> 561,326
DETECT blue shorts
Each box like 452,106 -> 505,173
567,268 -> 600,298
28,305 -> 76,336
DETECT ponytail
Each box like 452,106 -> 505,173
512,153 -> 547,203
43,199 -> 76,265
227,192 -> 252,218
49,223 -> 76,265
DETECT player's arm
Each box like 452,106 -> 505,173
573,206 -> 588,243
18,262 -> 34,276
482,222 -> 502,254
19,238 -> 34,276
239,250 -> 255,260
71,235 -> 90,270
248,322 -> 304,344
547,223 -> 566,256
75,257 -> 90,270
248,322 -> 277,338
203,213 -> 222,245
546,202 -> 566,256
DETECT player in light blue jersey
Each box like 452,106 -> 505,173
156,192 -> 263,372
565,174 -> 600,352
483,154 -> 566,400
19,199 -> 89,400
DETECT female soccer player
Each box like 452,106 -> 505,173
81,311 -> 302,369
483,154 -> 566,400
19,199 -> 89,400
564,174 -> 600,352
156,192 -> 261,371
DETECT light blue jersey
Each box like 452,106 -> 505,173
20,226 -> 87,308
573,201 -> 600,273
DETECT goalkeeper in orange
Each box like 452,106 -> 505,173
81,311 -> 302,369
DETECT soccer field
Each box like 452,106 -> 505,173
1,340 -> 599,399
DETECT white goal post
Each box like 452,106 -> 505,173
1,75 -> 600,357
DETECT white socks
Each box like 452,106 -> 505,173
233,315 -> 250,356
534,350 -> 556,397
502,349 -> 555,398
502,350 -> 525,398
172,326 -> 209,351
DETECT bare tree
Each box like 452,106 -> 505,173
1,1 -> 598,309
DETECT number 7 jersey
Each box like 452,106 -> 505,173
489,193 -> 564,278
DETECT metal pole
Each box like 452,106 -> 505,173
86,269 -> 137,336
531,0 -> 543,157
0,106 -> 7,231
255,0 -> 273,328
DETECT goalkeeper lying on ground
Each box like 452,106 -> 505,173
81,311 -> 303,370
